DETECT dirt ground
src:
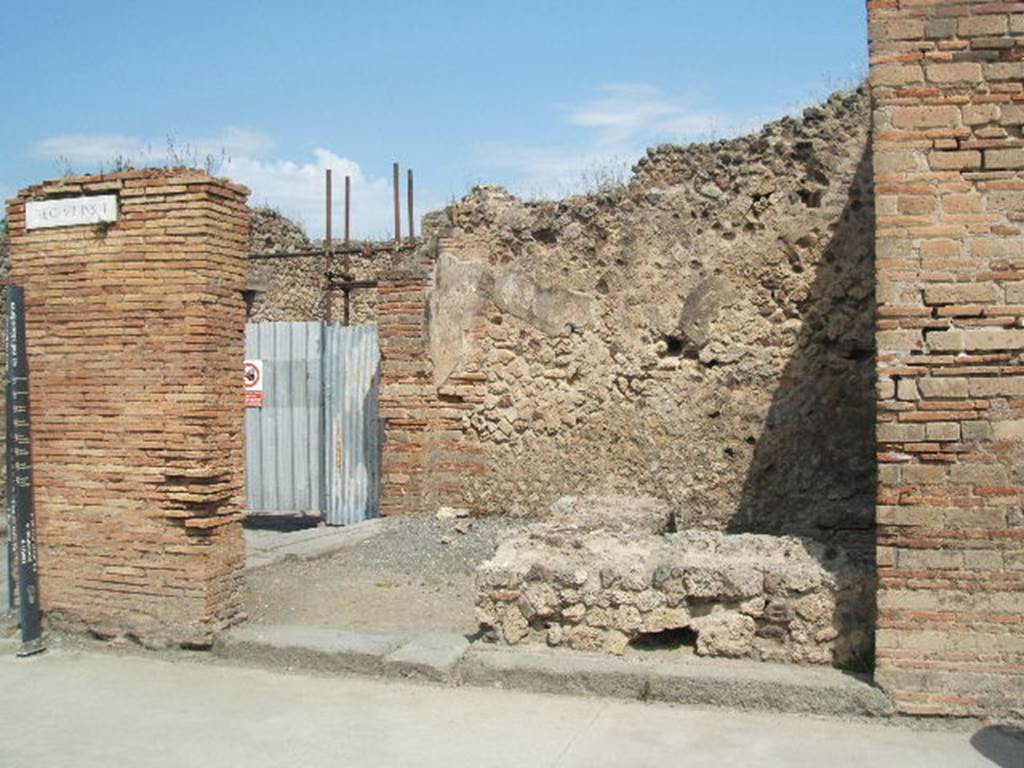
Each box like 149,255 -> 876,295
242,516 -> 523,636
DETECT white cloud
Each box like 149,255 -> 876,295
474,83 -> 765,198
34,133 -> 151,166
226,149 -> 395,240
471,141 -> 635,200
566,83 -> 732,146
33,128 -> 275,168
30,130 -> 403,239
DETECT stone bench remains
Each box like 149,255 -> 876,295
475,496 -> 873,666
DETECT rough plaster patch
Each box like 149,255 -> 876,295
492,270 -> 593,337
428,252 -> 593,385
677,275 -> 738,351
429,252 -> 491,385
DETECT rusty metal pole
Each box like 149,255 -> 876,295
342,173 -> 353,325
319,170 -> 334,518
392,162 -> 401,243
324,169 -> 334,324
407,168 -> 414,242
325,168 -> 333,251
344,175 -> 351,244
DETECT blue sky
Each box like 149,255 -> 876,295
2,1 -> 868,238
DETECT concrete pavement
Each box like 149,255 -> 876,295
0,644 -> 1019,767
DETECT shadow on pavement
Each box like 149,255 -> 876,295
970,725 -> 1024,767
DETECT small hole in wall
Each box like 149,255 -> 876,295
595,277 -> 609,295
797,188 -> 823,208
629,626 -> 698,652
533,227 -> 557,244
841,346 -> 872,362
660,335 -> 685,357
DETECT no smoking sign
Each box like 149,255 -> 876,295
244,359 -> 264,408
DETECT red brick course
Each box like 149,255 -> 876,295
869,0 -> 1024,718
376,247 -> 487,516
5,169 -> 249,647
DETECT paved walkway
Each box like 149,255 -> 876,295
244,518 -> 385,569
0,645 -> 1018,767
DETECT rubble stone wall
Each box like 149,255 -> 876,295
477,497 -> 874,666
5,169 -> 249,647
869,0 -> 1024,719
246,207 -> 420,325
423,87 -> 877,554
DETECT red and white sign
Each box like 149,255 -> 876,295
244,359 -> 264,408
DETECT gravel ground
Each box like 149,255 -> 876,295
242,516 -> 524,636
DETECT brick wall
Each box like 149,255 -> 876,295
376,242 -> 487,516
5,169 -> 249,648
378,277 -> 434,515
869,1 -> 1024,718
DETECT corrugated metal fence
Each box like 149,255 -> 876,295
244,322 -> 381,525
324,324 -> 381,525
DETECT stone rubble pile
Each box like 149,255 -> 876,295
249,206 -> 312,253
476,496 -> 873,666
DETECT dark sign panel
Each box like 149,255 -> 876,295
6,286 -> 44,655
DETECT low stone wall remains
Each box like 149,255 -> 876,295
476,497 -> 873,666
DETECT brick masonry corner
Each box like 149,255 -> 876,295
5,169 -> 250,647
869,0 -> 1024,718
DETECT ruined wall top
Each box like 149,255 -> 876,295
631,87 -> 868,190
10,167 -> 250,203
426,85 -> 869,241
250,207 -> 313,254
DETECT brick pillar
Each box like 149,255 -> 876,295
378,278 -> 434,515
5,169 -> 249,647
869,2 -> 1024,717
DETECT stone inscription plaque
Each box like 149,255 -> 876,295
25,194 -> 118,230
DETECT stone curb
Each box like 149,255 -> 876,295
214,624 -> 407,676
213,623 -> 894,718
459,646 -> 893,718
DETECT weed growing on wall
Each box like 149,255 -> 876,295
49,137 -> 230,178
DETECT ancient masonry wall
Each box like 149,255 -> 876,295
0,230 -> 8,523
869,1 -> 1024,718
247,213 -> 422,326
421,87 -> 877,555
241,93 -> 878,553
5,169 -> 249,647
245,210 -> 482,516
374,248 -> 488,516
